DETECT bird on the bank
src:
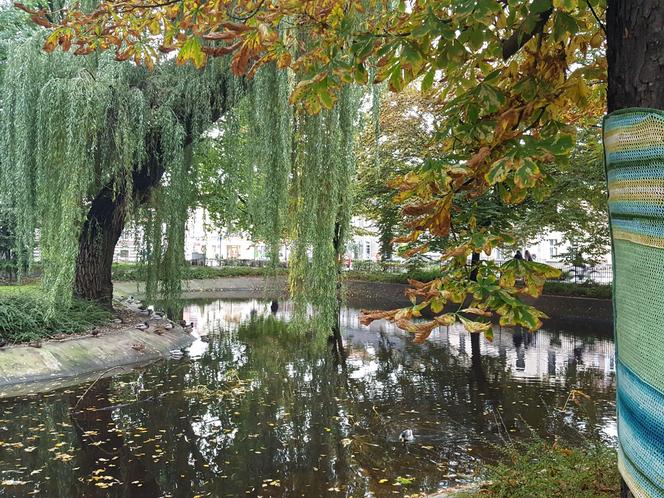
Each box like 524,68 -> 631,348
164,321 -> 174,330
153,311 -> 165,320
131,343 -> 145,352
138,304 -> 147,311
0,336 -> 7,348
399,429 -> 415,443
136,322 -> 150,331
270,300 -> 279,314
52,333 -> 67,341
153,327 -> 166,336
29,341 -> 41,348
91,329 -> 100,337
112,317 -> 123,324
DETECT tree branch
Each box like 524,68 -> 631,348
501,8 -> 553,61
586,0 -> 607,35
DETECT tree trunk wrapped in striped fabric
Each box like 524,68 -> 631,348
605,108 -> 664,498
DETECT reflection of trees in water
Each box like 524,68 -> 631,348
0,307 -> 616,497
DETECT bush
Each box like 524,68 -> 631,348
459,441 -> 619,498
543,281 -> 612,299
0,286 -> 111,343
112,263 -> 288,282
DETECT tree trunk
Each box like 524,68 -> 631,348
606,3 -> 663,497
74,137 -> 169,307
607,1 -> 664,113
74,184 -> 129,308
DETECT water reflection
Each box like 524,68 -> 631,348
0,299 -> 615,497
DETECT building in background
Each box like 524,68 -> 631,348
112,210 -> 610,282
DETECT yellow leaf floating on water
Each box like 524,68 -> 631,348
378,479 -> 389,484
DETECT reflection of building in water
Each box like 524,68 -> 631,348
190,299 -> 615,387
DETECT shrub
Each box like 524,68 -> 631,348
459,441 -> 619,498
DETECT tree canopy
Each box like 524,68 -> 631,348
12,0 -> 610,339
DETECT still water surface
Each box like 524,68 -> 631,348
0,299 -> 616,497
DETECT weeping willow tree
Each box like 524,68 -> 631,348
196,65 -> 359,334
0,34 -> 235,309
1,18 -> 358,336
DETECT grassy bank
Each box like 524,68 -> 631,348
460,441 -> 619,498
0,285 -> 111,344
112,263 -> 612,299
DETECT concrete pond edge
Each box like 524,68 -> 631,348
0,322 -> 194,398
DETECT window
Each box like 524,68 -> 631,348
365,242 -> 371,258
549,239 -> 558,258
226,245 -> 240,259
119,249 -> 129,259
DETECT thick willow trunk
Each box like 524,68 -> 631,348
74,185 -> 129,308
74,141 -> 166,307
606,3 -> 664,497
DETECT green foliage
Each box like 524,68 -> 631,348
0,286 -> 111,343
289,85 -> 359,332
459,441 -> 619,498
111,263 -> 287,282
543,281 -> 611,300
0,30 -> 232,311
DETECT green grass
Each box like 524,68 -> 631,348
458,441 -> 619,498
0,286 -> 112,344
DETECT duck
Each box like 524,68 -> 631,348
52,333 -> 68,341
91,329 -> 100,337
0,336 -> 7,348
131,343 -> 145,352
136,322 -> 150,331
164,321 -> 174,330
112,317 -> 123,324
169,349 -> 184,359
270,300 -> 279,314
29,341 -> 42,348
399,429 -> 415,443
153,327 -> 166,336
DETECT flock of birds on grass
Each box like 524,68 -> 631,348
0,295 -> 194,359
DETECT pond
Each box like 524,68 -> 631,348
0,298 -> 616,497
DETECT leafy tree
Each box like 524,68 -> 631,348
355,86 -> 442,260
18,0 -> 607,332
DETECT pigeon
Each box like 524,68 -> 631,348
136,322 -> 150,331
399,429 -> 415,443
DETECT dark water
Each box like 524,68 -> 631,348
0,299 -> 616,497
